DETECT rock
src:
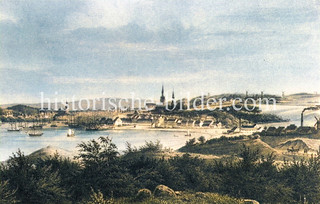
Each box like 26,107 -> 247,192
135,188 -> 152,201
195,192 -> 207,198
153,185 -> 176,197
244,199 -> 259,204
175,191 -> 182,196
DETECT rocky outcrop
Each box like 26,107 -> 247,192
135,188 -> 152,201
244,199 -> 259,204
153,185 -> 176,197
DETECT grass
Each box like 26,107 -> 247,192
113,192 -> 244,204
179,137 -> 275,157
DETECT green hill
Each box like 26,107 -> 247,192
7,104 -> 39,116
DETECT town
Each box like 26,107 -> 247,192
1,86 -> 286,134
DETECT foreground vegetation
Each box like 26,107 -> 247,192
1,137 -> 320,203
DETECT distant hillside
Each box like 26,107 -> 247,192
1,98 -> 148,111
281,93 -> 320,106
7,104 -> 39,116
289,93 -> 312,96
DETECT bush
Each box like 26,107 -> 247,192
139,140 -> 163,153
0,180 -> 18,204
85,188 -> 112,204
198,136 -> 206,144
0,150 -> 67,204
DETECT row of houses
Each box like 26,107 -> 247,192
261,124 -> 317,136
99,116 -> 221,129
151,117 -> 221,128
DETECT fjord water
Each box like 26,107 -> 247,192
260,104 -> 320,126
1,105 -> 319,161
0,126 -> 220,161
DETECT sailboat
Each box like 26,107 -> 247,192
7,122 -> 20,132
28,128 -> 43,136
67,129 -> 75,137
185,129 -> 191,136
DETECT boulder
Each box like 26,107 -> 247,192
153,185 -> 176,197
135,188 -> 152,201
195,192 -> 207,198
175,191 -> 182,196
244,199 -> 259,204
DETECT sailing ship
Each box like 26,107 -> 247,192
85,126 -> 100,131
29,118 -> 43,130
7,122 -> 20,131
185,129 -> 191,136
67,129 -> 75,137
68,115 -> 80,128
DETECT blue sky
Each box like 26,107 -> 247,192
0,0 -> 320,104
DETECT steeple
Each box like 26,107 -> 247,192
162,84 -> 164,96
171,89 -> 175,109
160,85 -> 165,104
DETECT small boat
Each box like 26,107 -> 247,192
185,130 -> 191,136
7,129 -> 20,132
67,129 -> 75,137
28,129 -> 43,136
29,132 -> 43,136
85,127 -> 99,131
29,125 -> 42,130
50,124 -> 58,127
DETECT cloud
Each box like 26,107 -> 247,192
66,0 -> 135,29
0,63 -> 44,72
0,0 -> 320,103
51,70 -> 244,85
69,22 -> 193,45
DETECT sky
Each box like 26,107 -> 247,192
0,0 -> 320,104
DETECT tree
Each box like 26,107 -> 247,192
0,180 -> 18,204
85,188 -> 112,204
1,150 -> 66,204
186,138 -> 196,146
76,137 -> 119,166
76,137 -> 136,199
198,136 -> 206,144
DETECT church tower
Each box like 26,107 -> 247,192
171,89 -> 175,108
160,85 -> 165,105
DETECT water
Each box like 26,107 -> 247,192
1,104 -> 320,161
0,125 -> 220,161
260,104 -> 320,127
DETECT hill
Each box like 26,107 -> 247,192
7,104 -> 39,116
1,98 -> 148,111
276,138 -> 320,152
28,146 -> 76,160
179,136 -> 278,158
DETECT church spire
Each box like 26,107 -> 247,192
160,85 -> 165,104
161,84 -> 164,96
171,89 -> 175,109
